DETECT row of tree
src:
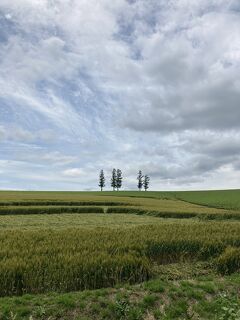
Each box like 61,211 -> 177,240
137,170 -> 150,191
98,169 -> 150,191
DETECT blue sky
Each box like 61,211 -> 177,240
0,0 -> 240,191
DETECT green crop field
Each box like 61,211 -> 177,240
0,190 -> 239,319
174,189 -> 240,210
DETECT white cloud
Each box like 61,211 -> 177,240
63,168 -> 85,177
0,0 -> 239,190
0,125 -> 57,143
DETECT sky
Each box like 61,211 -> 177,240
0,0 -> 240,191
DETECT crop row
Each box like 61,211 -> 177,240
0,222 -> 240,296
0,206 -> 104,215
0,205 -> 240,220
108,207 -> 240,220
0,201 -> 133,207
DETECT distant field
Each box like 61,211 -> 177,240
0,190 -> 239,319
0,190 -> 174,200
97,189 -> 240,211
0,191 -> 237,218
89,189 -> 240,211
174,189 -> 240,210
1,189 -> 240,210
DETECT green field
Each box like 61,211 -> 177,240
174,189 -> 240,210
0,190 -> 239,319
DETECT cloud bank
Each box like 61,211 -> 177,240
0,0 -> 240,190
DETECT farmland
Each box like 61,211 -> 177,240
174,189 -> 240,211
0,190 -> 239,319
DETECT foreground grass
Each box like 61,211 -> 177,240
0,220 -> 240,296
0,263 -> 239,320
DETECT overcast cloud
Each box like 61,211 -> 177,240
0,0 -> 240,191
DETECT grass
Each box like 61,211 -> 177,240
0,220 -> 239,295
0,213 -> 168,230
0,190 -> 239,318
174,189 -> 240,210
0,206 -> 105,215
0,191 -> 238,220
0,189 -> 240,208
0,267 -> 239,320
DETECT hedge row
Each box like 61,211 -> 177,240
0,206 -> 104,215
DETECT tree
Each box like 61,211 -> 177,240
143,175 -> 150,191
98,170 -> 105,191
111,168 -> 117,191
137,170 -> 144,191
116,169 -> 123,191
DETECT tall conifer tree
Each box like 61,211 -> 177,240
111,168 -> 117,191
137,170 -> 144,191
116,169 -> 123,191
98,170 -> 105,191
143,175 -> 150,191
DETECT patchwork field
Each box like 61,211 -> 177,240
0,190 -> 239,319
